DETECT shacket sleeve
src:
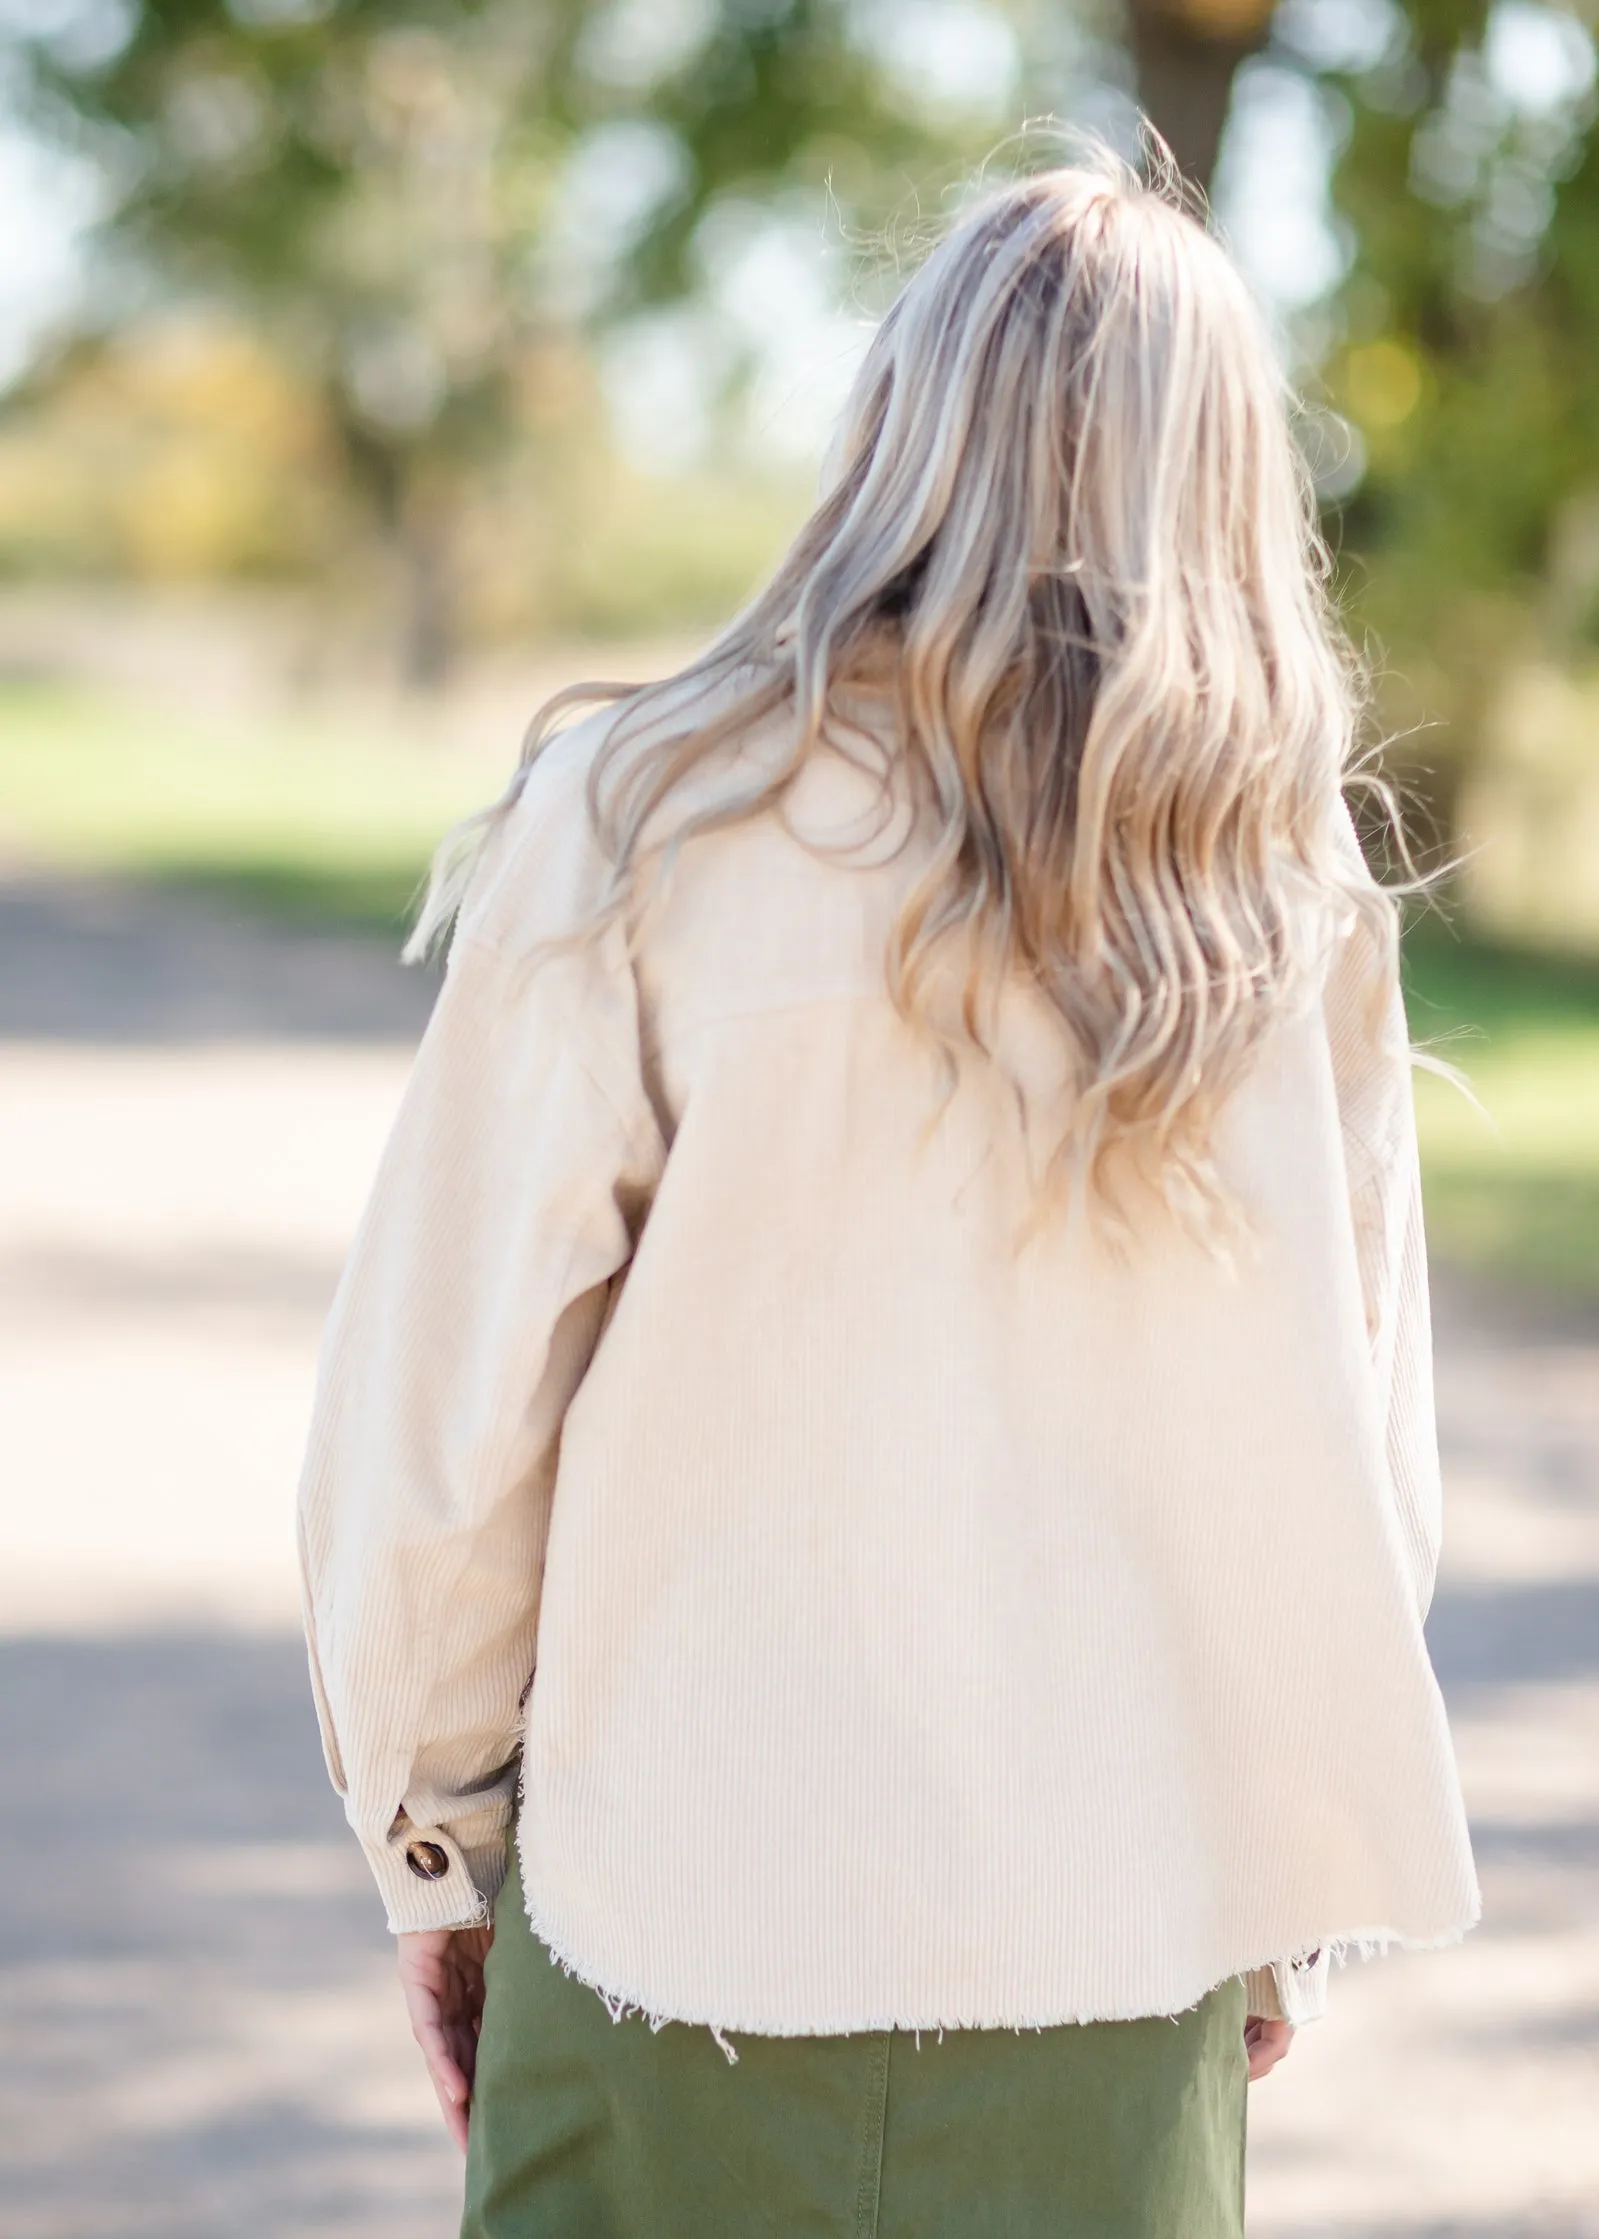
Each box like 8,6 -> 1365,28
1323,817 -> 1444,1628
297,750 -> 666,1934
1245,813 -> 1441,2030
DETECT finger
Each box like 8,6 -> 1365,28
416,2018 -> 472,2122
1246,2020 -> 1295,2080
429,2061 -> 471,2154
441,2019 -> 480,2094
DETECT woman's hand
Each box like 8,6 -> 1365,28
397,1923 -> 495,2151
1244,2012 -> 1295,2080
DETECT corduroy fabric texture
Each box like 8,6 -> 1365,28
297,704 -> 1480,2035
461,1847 -> 1249,2239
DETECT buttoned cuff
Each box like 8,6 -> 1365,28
1243,1947 -> 1330,2024
362,1815 -> 513,1935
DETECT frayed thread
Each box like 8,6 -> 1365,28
540,1935 -> 677,2035
1319,1916 -> 1478,1971
534,1906 -> 739,2057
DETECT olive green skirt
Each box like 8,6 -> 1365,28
463,1852 -> 1247,2239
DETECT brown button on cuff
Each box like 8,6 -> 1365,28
405,1840 -> 450,1881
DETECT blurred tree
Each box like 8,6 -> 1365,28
12,3 -> 580,680
0,317 -> 339,581
4,0 -> 971,679
7,0 -> 1599,894
3,0 -> 1284,680
1284,0 -> 1599,843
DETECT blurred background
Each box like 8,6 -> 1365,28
0,3 -> 1594,2235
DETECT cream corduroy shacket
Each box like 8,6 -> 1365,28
298,703 -> 1480,2038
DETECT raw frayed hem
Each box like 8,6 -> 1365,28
1319,1910 -> 1482,1971
511,1821 -> 1481,2051
517,1884 -> 741,2062
512,1894 -> 1482,2052
509,1802 -> 739,2056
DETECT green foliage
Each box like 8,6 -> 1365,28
26,4 -> 561,445
3,1 -> 981,675
7,0 -> 1599,921
1300,0 -> 1599,820
0,320 -> 346,580
537,464 -> 811,637
546,0 -> 960,315
12,4 -> 590,674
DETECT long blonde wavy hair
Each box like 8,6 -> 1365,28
412,139 -> 1396,1235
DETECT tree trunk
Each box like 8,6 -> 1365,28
1122,0 -> 1275,193
335,413 -> 460,690
397,498 -> 457,691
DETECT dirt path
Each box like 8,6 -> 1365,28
2,877 -> 1596,2238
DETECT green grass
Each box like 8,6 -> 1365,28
2,681 -> 1596,1295
1405,927 -> 1599,1297
0,680 -> 507,933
